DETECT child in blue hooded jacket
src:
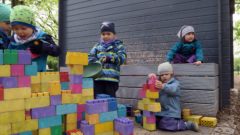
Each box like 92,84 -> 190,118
88,21 -> 127,98
0,3 -> 11,49
148,62 -> 199,132
8,5 -> 60,71
167,25 -> 203,65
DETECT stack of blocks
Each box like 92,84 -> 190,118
137,76 -> 161,131
81,95 -> 132,135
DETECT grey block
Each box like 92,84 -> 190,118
181,89 -> 219,104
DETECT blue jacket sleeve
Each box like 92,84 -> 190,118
88,45 -> 99,63
166,42 -> 181,62
41,34 -> 60,57
162,81 -> 180,96
195,41 -> 204,61
113,43 -> 127,65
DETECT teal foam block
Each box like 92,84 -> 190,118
99,111 -> 118,123
25,62 -> 38,76
56,104 -> 77,115
82,78 -> 93,89
38,115 -> 62,129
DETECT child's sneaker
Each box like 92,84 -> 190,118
186,121 -> 199,132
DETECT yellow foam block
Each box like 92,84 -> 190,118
66,52 -> 88,65
147,102 -> 161,112
41,83 -> 50,92
12,119 -> 38,134
25,95 -> 50,109
146,91 -> 159,99
114,131 -> 120,135
0,99 -> 24,113
184,115 -> 203,125
69,65 -> 84,75
182,109 -> 191,118
0,65 -> 10,77
40,72 -> 60,83
0,110 -> 25,124
31,83 -> 41,93
66,123 -> 77,131
31,72 -> 41,84
4,87 -> 31,100
62,93 -> 82,104
66,113 -> 77,124
82,88 -> 93,96
200,117 -> 217,127
96,132 -> 114,135
0,124 -> 11,135
137,101 -> 144,110
95,121 -> 113,134
48,82 -> 61,95
82,96 -> 94,103
86,113 -> 99,125
143,117 -> 156,131
142,98 -> 155,104
38,128 -> 51,135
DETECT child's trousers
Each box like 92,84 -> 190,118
173,53 -> 196,63
156,116 -> 187,131
94,80 -> 119,98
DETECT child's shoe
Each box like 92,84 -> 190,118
186,121 -> 199,132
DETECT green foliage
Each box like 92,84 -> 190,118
234,57 -> 240,70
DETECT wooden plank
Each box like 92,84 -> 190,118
116,87 -> 140,99
181,102 -> 218,116
116,98 -> 138,109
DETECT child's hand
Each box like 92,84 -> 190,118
99,56 -> 113,63
155,80 -> 164,90
194,61 -> 202,66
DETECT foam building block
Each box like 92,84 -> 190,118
11,65 -> 24,76
18,50 -> 31,65
40,83 -> 50,92
99,111 -> 118,123
80,121 -> 94,135
31,106 -> 56,119
40,72 -> 60,83
0,85 -> 3,101
19,131 -> 33,135
117,104 -> 127,118
82,88 -> 93,96
0,99 -> 24,113
114,118 -> 134,135
200,117 -> 217,127
70,84 -> 82,94
38,128 -> 51,135
62,93 -> 82,104
31,83 -> 41,93
0,124 -> 11,135
0,77 -> 18,88
94,121 -> 113,134
31,73 -> 41,84
82,78 -> 94,89
51,125 -> 62,135
18,76 -> 31,87
4,87 -> 31,100
0,50 -> 3,64
147,103 -> 161,112
48,82 -> 61,95
66,129 -> 83,135
70,75 -> 82,84
66,113 -> 77,124
56,104 -> 77,115
0,65 -> 10,77
11,119 -> 38,134
3,49 -> 18,64
143,117 -> 156,131
107,98 -> 118,112
86,113 -> 99,125
69,65 -> 84,75
60,72 -> 69,82
50,95 -> 62,105
61,82 -> 69,90
25,95 -> 50,109
66,122 -> 77,131
146,91 -> 159,99
38,115 -> 62,129
0,110 -> 25,124
77,104 -> 86,120
25,62 -> 38,76
86,99 -> 108,114
66,52 -> 88,65
184,115 -> 203,125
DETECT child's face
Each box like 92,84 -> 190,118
0,22 -> 11,35
101,32 -> 115,42
159,72 -> 172,83
12,25 -> 34,40
184,32 -> 195,42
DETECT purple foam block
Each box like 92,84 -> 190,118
143,110 -> 155,117
80,120 -> 94,135
31,106 -> 56,119
18,50 -> 31,65
0,77 -> 18,88
70,75 -> 82,84
86,99 -> 108,114
114,118 -> 134,135
50,95 -> 62,105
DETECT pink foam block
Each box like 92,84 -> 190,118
77,104 -> 85,113
146,116 -> 156,124
18,76 -> 31,87
11,65 -> 24,76
70,84 -> 82,94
